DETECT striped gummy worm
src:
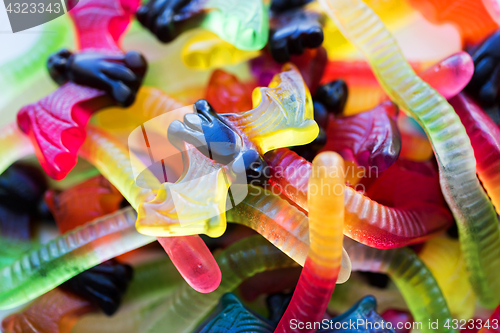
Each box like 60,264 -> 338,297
318,0 -> 500,307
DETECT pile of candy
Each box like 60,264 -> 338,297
1,0 -> 500,332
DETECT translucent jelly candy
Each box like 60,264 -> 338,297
136,235 -> 295,333
94,87 -> 184,132
0,163 -> 47,240
251,48 -> 327,93
319,0 -> 500,307
0,17 -> 70,106
408,0 -> 499,44
0,123 -> 34,176
276,152 -> 345,333
16,0 -> 142,180
130,65 -> 317,238
419,236 -> 476,320
225,184 -> 351,280
322,52 -> 473,116
224,63 -> 318,154
0,207 -> 151,309
181,31 -> 260,70
270,0 -> 312,13
196,294 -> 394,333
322,101 -> 401,173
204,70 -> 254,114
450,93 -> 500,215
264,148 -> 452,248
2,287 -> 94,333
346,238 -> 454,333
478,303 -> 500,333
137,0 -> 269,50
45,176 -> 124,233
196,293 -> 274,333
80,126 -> 221,293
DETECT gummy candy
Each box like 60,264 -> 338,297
450,93 -> 500,215
45,176 -> 124,233
181,31 -> 260,70
408,0 -> 498,44
137,0 -> 269,50
265,148 -> 452,248
322,101 -> 401,172
226,184 -> 351,282
0,207 -> 151,309
60,259 -> 133,316
345,238 -> 454,333
276,152 -> 345,332
204,70 -> 254,114
419,236 -> 475,320
269,8 -> 324,63
2,287 -> 93,333
80,126 -> 221,293
319,0 -> 500,307
16,0 -> 142,180
465,30 -> 500,110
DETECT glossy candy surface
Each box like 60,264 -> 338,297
322,101 -> 401,172
408,0 -> 498,44
3,0 -> 500,331
197,293 -> 395,333
450,93 -> 500,215
322,52 -> 474,116
0,207 -> 151,309
465,30 -> 500,110
345,238 -> 455,333
0,163 -> 47,240
276,152 -> 345,332
60,259 -> 133,316
137,0 -> 269,50
264,148 -> 452,248
2,287 -> 93,333
319,0 -> 500,308
134,65 -> 317,238
47,50 -> 147,107
80,126 -> 221,293
419,236 -> 476,320
205,70 -> 254,114
226,184 -> 351,279
181,31 -> 260,70
45,176 -> 123,233
269,8 -> 324,63
16,0 -> 142,180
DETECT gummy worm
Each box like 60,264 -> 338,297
345,238 -> 456,333
79,125 -> 221,293
0,207 -> 152,309
264,148 -> 452,249
77,236 -> 294,333
73,257 -> 184,333
318,0 -> 500,307
225,184 -> 351,283
276,152 -> 345,333
450,94 -> 500,216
